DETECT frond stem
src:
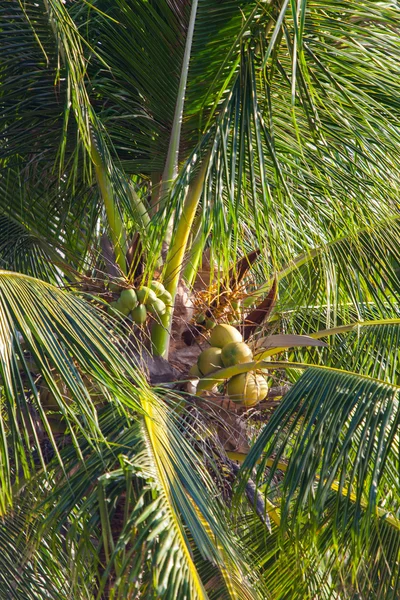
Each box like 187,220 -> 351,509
152,158 -> 209,357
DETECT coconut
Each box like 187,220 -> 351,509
115,300 -> 130,317
209,324 -> 242,348
188,364 -> 201,379
131,304 -> 147,324
197,347 -> 223,375
109,276 -> 127,292
147,298 -> 166,317
119,288 -> 138,310
150,280 -> 166,297
221,341 -> 253,367
136,286 -> 158,305
205,318 -> 216,330
227,372 -> 268,407
107,300 -> 119,315
158,289 -> 172,305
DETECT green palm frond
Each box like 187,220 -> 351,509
239,365 -> 400,598
3,2 -> 400,597
0,0 -> 92,174
285,319 -> 400,385
269,216 -> 400,328
0,488 -> 89,599
0,0 -> 104,276
4,0 -> 400,296
0,214 -> 61,282
239,512 -> 340,600
83,0 -> 189,174
21,402 -> 262,599
0,270 -> 153,511
165,2 -> 400,302
321,321 -> 400,383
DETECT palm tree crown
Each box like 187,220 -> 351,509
1,0 -> 400,598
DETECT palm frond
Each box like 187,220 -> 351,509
239,512 -> 340,600
5,0 -> 400,297
239,365 -> 400,597
0,487 -> 90,599
28,402 -> 263,599
0,1 -> 104,273
287,319 -> 400,385
0,270 -> 153,511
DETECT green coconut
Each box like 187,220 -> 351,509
188,364 -> 201,378
221,341 -> 253,367
196,313 -> 206,325
209,324 -> 243,348
150,280 -> 166,297
147,298 -> 166,317
107,300 -> 119,315
136,286 -> 158,305
131,304 -> 147,324
205,318 -> 216,330
197,347 -> 223,376
115,300 -> 130,317
227,372 -> 268,407
109,276 -> 127,292
119,288 -> 138,310
158,289 -> 172,305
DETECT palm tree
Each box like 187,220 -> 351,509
1,0 -> 400,597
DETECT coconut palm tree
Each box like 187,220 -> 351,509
1,0 -> 400,597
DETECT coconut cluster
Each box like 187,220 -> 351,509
108,278 -> 172,324
194,324 -> 268,407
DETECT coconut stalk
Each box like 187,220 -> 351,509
182,216 -> 210,288
152,158 -> 209,357
128,181 -> 151,231
90,135 -> 128,276
158,0 -> 199,242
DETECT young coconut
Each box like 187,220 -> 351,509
136,286 -> 158,305
158,289 -> 172,305
147,298 -> 166,317
107,301 -> 119,315
109,276 -> 127,292
197,347 -> 223,376
115,300 -> 131,317
150,280 -> 166,297
209,324 -> 242,348
188,364 -> 201,379
227,372 -> 268,407
119,288 -> 138,311
205,318 -> 216,330
131,304 -> 147,324
221,341 -> 253,367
